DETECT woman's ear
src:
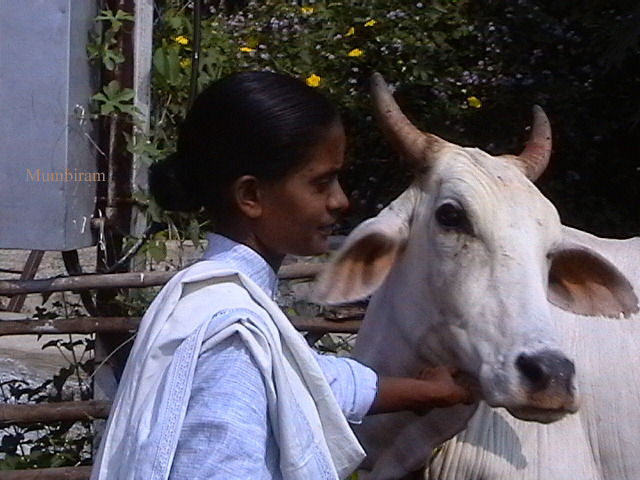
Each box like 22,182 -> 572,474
232,175 -> 262,218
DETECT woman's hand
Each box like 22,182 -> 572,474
367,366 -> 477,415
413,366 -> 477,412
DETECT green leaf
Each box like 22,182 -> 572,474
53,366 -> 74,393
96,9 -> 134,33
41,340 -> 60,350
102,46 -> 125,71
153,46 -> 182,86
92,80 -> 136,116
187,218 -> 202,248
147,240 -> 167,263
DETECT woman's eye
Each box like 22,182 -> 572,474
435,202 -> 469,231
313,175 -> 336,189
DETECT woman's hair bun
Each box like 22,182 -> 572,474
148,153 -> 202,212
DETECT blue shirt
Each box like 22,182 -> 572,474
168,234 -> 378,479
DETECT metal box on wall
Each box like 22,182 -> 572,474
0,0 -> 98,250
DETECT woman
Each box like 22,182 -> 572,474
91,71 -> 472,480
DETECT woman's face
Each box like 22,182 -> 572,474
252,122 -> 349,261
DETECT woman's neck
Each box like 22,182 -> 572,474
215,224 -> 284,272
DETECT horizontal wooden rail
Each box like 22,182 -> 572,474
0,315 -> 359,337
0,466 -> 92,480
0,401 -> 111,427
0,263 -> 324,296
0,317 -> 139,335
291,317 -> 361,334
0,271 -> 173,296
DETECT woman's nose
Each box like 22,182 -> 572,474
329,182 -> 349,213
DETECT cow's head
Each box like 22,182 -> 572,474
313,73 -> 639,423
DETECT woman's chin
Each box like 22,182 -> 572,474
296,239 -> 330,257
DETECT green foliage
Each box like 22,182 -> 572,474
149,0 -> 484,226
87,9 -> 135,71
139,230 -> 169,262
146,0 -> 640,236
96,9 -> 135,32
460,1 -> 640,236
92,80 -> 138,116
87,0 -> 640,257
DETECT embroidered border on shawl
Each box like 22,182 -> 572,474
150,328 -> 202,479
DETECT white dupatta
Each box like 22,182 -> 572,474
91,260 -> 365,480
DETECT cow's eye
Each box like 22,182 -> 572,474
435,202 -> 469,231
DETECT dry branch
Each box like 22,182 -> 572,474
0,263 -> 324,296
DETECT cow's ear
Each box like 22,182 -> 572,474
548,246 -> 639,318
311,188 -> 418,305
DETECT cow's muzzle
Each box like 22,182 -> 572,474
507,349 -> 578,422
516,350 -> 575,392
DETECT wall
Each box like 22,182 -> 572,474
0,0 -> 98,250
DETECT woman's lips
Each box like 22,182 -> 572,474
318,224 -> 336,236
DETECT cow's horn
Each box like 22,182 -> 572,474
513,105 -> 552,181
371,72 -> 447,169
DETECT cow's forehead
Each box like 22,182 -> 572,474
413,144 -> 561,233
421,145 -> 541,197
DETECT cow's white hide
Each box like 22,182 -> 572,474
427,227 -> 640,480
312,74 -> 638,480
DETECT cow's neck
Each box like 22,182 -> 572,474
354,258 -> 450,376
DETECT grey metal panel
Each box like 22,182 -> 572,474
0,0 -> 98,250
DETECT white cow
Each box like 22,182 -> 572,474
427,227 -> 640,480
312,73 -> 639,480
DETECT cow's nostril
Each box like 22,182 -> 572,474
516,350 -> 575,392
517,353 -> 550,390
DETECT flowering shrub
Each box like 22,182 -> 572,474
151,0 -> 491,225
147,0 -> 640,235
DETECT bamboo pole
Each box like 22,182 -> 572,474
0,315 -> 359,337
0,466 -> 92,480
0,401 -> 111,427
0,263 -> 324,296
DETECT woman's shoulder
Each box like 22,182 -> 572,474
178,259 -> 242,283
170,262 -> 271,322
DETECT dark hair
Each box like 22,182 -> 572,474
149,71 -> 340,214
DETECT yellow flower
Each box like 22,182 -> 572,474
345,26 -> 355,36
239,46 -> 255,53
300,6 -> 314,14
174,35 -> 189,45
467,96 -> 482,108
347,48 -> 363,57
305,74 -> 322,88
180,58 -> 191,69
364,19 -> 377,27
